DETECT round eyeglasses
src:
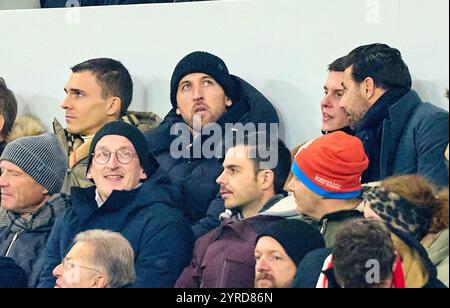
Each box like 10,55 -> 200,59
92,149 -> 137,165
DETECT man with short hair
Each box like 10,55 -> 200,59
55,57 -> 160,194
39,121 -> 194,288
175,134 -> 292,288
0,133 -> 69,288
287,131 -> 369,247
145,51 -> 279,238
340,43 -> 449,187
254,219 -> 325,288
53,229 -> 135,288
320,56 -> 352,135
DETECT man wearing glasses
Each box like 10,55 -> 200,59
53,230 -> 135,288
38,121 -> 195,288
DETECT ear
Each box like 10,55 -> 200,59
360,77 -> 376,100
176,107 -> 181,115
259,170 -> 275,191
43,189 -> 49,195
140,169 -> 148,180
91,275 -> 108,289
225,97 -> 233,107
106,97 -> 122,117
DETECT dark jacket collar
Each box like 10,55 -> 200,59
357,87 -> 409,132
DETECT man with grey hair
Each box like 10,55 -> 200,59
53,230 -> 135,288
0,132 -> 69,288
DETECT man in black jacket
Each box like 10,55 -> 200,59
145,51 -> 280,238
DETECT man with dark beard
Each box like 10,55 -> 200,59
254,219 -> 325,288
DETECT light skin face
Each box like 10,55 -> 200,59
216,145 -> 275,218
339,66 -> 385,130
176,73 -> 232,131
287,176 -> 322,219
87,135 -> 147,202
254,236 -> 297,288
0,160 -> 50,217
321,71 -> 351,132
53,241 -> 107,288
61,71 -> 121,136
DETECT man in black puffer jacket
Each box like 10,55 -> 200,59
145,51 -> 279,238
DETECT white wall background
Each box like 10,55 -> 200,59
0,0 -> 448,147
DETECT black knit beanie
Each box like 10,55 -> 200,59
87,121 -> 159,178
170,51 -> 236,108
256,219 -> 326,266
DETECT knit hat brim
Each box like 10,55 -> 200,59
291,161 -> 362,199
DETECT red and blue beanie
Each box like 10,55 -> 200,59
291,131 -> 369,199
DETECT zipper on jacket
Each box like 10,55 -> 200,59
219,259 -> 229,288
5,231 -> 22,257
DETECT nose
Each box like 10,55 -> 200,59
192,84 -> 204,101
60,94 -> 72,110
0,172 -> 8,188
321,95 -> 332,109
53,263 -> 63,279
255,257 -> 270,272
286,177 -> 295,192
105,153 -> 120,169
216,170 -> 226,185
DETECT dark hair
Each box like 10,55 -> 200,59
71,58 -> 133,116
225,131 -> 292,195
344,43 -> 412,90
0,78 -> 18,139
328,56 -> 348,72
333,219 -> 396,288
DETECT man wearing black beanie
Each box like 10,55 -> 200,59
38,121 -> 195,288
145,51 -> 279,238
254,219 -> 325,288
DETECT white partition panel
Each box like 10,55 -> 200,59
0,0 -> 448,147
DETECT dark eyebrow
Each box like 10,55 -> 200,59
224,164 -> 241,170
65,88 -> 86,95
341,82 -> 346,89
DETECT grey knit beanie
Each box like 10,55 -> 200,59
0,132 -> 67,195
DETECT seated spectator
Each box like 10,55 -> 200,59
287,131 -> 369,247
0,257 -> 28,288
295,219 -> 446,288
363,175 -> 449,287
0,133 -> 69,288
53,230 -> 135,288
54,57 -> 160,195
340,43 -> 449,188
254,219 -> 325,288
284,56 -> 352,190
175,134 -> 292,288
145,51 -> 280,238
38,121 -> 194,288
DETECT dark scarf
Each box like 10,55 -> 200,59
362,187 -> 432,241
356,88 -> 409,183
